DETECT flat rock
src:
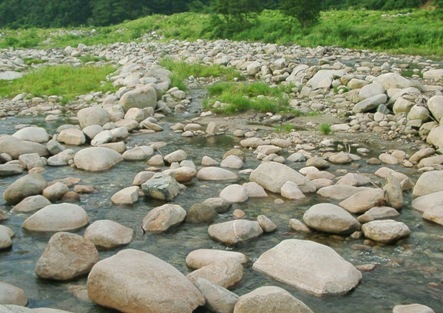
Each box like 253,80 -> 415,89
423,205 -> 443,226
303,203 -> 361,235
197,167 -> 238,181
186,249 -> 248,269
3,173 -> 47,205
357,206 -> 400,223
233,286 -> 314,313
253,239 -> 362,296
317,185 -> 372,201
339,188 -> 385,214
74,147 -> 123,172
361,220 -> 410,243
12,127 -> 49,143
22,203 -> 89,232
187,259 -> 243,289
87,249 -> 204,313
412,191 -> 443,213
413,170 -> 443,198
0,135 -> 49,159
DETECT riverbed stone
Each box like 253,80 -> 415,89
163,166 -> 196,183
233,286 -> 314,313
35,232 -> 99,280
119,85 -> 159,112
220,184 -> 248,203
384,174 -> 403,209
409,148 -> 436,164
0,225 -> 13,249
0,163 -> 24,176
339,188 -> 385,214
361,220 -> 410,243
208,220 -> 263,246
74,147 -> 123,172
164,149 -> 187,164
427,95 -> 443,121
257,215 -> 277,233
412,191 -> 443,212
3,173 -> 47,204
132,171 -> 155,185
423,205 -> 443,226
393,303 -> 435,313
122,146 -> 154,161
42,182 -> 69,202
186,249 -> 248,269
194,277 -> 239,313
197,167 -> 238,181
353,94 -> 387,113
0,282 -> 27,306
47,149 -> 75,166
77,106 -> 111,128
220,155 -> 244,169
12,126 -> 49,144
281,181 -> 305,200
426,125 -> 443,150
84,220 -> 133,249
142,203 -> 186,233
413,170 -> 443,198
57,128 -> 86,146
317,185 -> 372,201
358,83 -> 385,101
141,173 -> 181,201
0,135 -> 49,158
303,203 -> 361,235
202,197 -> 231,214
22,203 -> 89,232
185,203 -> 217,224
87,249 -> 205,313
111,186 -> 139,205
242,182 -> 268,198
11,195 -> 51,213
357,206 -> 400,224
250,162 -> 315,194
187,259 -> 243,289
253,239 -> 362,296
336,173 -> 371,186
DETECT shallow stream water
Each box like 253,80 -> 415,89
0,113 -> 442,313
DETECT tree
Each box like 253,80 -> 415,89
280,0 -> 322,28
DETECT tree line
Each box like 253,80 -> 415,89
0,0 -> 437,28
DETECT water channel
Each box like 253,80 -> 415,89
0,107 -> 442,312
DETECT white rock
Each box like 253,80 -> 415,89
362,220 -> 410,243
84,220 -> 133,249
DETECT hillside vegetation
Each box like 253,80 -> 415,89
0,9 -> 442,57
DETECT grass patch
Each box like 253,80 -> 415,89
320,123 -> 332,135
24,58 -> 47,66
204,81 -> 293,115
275,123 -> 294,133
0,64 -> 117,104
159,57 -> 243,91
79,54 -> 108,64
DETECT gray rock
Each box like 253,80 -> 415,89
47,149 -> 75,166
35,232 -> 99,280
373,73 -> 412,89
413,170 -> 443,198
0,135 -> 49,158
208,220 -> 263,246
12,127 -> 49,143
220,184 -> 248,203
185,203 -> 218,224
412,191 -> 443,213
233,286 -> 314,313
164,149 -> 187,164
58,128 -> 86,146
0,163 -> 24,177
339,188 -> 385,214
307,70 -> 345,90
11,195 -> 51,213
111,186 -> 139,205
303,203 -> 361,235
0,225 -> 14,250
197,167 -> 238,181
87,249 -> 204,313
357,206 -> 400,223
427,95 -> 443,121
122,146 -> 154,161
317,185 -> 372,201
253,239 -> 361,296
194,278 -> 239,313
353,94 -> 387,113
3,173 -> 47,204
423,69 -> 443,81
257,215 -> 277,233
119,85 -> 158,112
42,182 -> 69,202
358,83 -> 385,101
141,173 -> 181,201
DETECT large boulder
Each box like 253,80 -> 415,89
412,191 -> 443,213
87,249 -> 205,313
22,203 -> 89,232
358,83 -> 385,101
413,170 -> 443,198
77,106 -> 111,128
253,239 -> 361,296
317,185 -> 372,201
427,95 -> 443,121
3,174 -> 47,205
141,173 -> 181,201
423,205 -> 443,226
250,162 -> 315,193
352,94 -> 387,113
233,286 -> 314,313
12,127 -> 49,143
303,203 -> 360,235
74,147 -> 123,172
373,73 -> 412,89
194,278 -> 239,313
187,259 -> 243,289
426,125 -> 443,150
306,70 -> 345,90
11,195 -> 51,213
339,188 -> 385,214
35,232 -> 99,280
0,135 -> 49,158
208,220 -> 263,246
119,85 -> 158,112
57,129 -> 86,146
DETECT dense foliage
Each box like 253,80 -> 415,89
0,0 -> 439,28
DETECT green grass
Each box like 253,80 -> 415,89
0,65 -> 117,104
320,123 -> 332,135
159,57 -> 243,91
204,81 -> 293,115
275,123 -> 294,133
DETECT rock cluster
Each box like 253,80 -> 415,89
0,37 -> 442,313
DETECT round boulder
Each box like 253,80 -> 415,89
362,219 -> 410,243
3,173 -> 47,205
84,220 -> 134,249
77,106 -> 111,128
74,147 -> 123,172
